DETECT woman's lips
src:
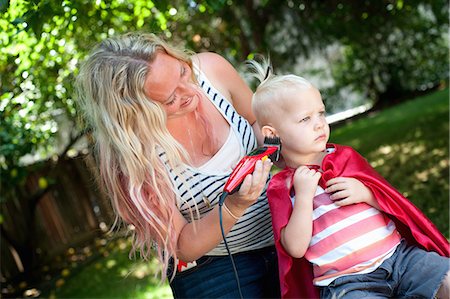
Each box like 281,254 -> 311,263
180,97 -> 192,107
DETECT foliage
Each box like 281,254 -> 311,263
1,0 -> 163,195
190,1 -> 449,110
261,1 -> 449,108
2,0 -> 448,195
326,2 -> 449,105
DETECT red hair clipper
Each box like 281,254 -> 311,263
219,137 -> 281,204
217,139 -> 281,298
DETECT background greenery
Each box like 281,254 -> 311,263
2,0 -> 448,195
1,0 -> 448,297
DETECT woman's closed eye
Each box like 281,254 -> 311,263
166,96 -> 177,106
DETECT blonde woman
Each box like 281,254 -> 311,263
75,32 -> 280,298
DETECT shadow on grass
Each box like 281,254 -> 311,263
46,237 -> 173,299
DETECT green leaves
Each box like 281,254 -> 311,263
0,0 -> 9,13
2,0 -> 448,197
2,0 -> 74,188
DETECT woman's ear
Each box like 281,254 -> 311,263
261,125 -> 277,138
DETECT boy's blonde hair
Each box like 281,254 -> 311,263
247,58 -> 313,126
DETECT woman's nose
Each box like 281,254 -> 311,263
176,79 -> 189,91
178,81 -> 197,96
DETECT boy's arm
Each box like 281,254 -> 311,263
325,177 -> 380,209
281,194 -> 313,258
281,166 -> 320,258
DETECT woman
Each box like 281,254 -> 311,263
76,32 -> 280,298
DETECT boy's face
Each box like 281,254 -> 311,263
273,86 -> 330,165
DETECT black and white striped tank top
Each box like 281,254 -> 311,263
158,68 -> 274,255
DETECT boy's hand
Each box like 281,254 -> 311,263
293,166 -> 321,200
325,177 -> 378,208
282,166 -> 319,258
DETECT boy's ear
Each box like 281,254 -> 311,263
261,125 -> 277,138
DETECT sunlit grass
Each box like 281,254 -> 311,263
47,237 -> 173,299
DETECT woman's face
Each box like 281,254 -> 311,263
144,52 -> 201,119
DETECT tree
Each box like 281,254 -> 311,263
195,0 -> 448,108
319,1 -> 449,108
0,0 -> 200,280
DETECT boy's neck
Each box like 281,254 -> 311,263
285,150 -> 327,169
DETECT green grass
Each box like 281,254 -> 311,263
46,238 -> 173,299
44,88 -> 448,298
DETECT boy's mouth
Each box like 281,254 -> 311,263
315,134 -> 326,141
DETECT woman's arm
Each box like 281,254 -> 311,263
173,53 -> 269,261
173,159 -> 272,262
194,53 -> 258,123
194,53 -> 254,117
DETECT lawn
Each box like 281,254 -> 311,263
44,237 -> 173,299
44,88 -> 448,298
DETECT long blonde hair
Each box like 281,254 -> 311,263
76,32 -> 193,280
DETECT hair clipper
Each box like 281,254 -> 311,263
220,137 -> 281,204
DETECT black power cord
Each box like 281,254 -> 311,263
218,192 -> 244,299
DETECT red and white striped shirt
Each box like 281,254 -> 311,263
292,187 -> 401,286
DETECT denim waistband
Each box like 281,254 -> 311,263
171,245 -> 276,274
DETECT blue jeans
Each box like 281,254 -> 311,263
320,241 -> 450,299
169,246 -> 280,298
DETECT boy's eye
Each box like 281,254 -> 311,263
319,111 -> 326,116
299,116 -> 310,123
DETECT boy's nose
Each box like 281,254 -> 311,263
314,118 -> 325,129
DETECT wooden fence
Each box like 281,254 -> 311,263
1,153 -> 116,282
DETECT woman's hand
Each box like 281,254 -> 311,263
325,177 -> 379,208
174,158 -> 272,261
226,159 -> 273,214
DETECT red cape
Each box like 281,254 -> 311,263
267,144 -> 449,299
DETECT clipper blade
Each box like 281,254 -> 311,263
263,136 -> 282,161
